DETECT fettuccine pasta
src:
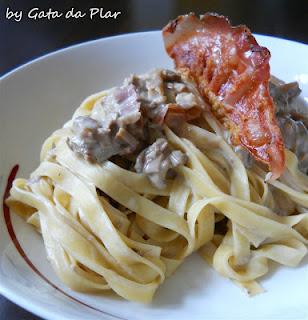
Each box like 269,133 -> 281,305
6,79 -> 308,302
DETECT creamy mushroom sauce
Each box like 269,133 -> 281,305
135,138 -> 187,189
68,69 -> 198,188
235,80 -> 308,175
270,80 -> 308,174
69,69 -> 308,190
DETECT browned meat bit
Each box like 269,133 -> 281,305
115,128 -> 139,154
270,79 -> 308,174
68,69 -> 198,187
135,138 -> 187,189
69,83 -> 145,163
277,117 -> 308,174
270,80 -> 302,117
130,69 -> 200,126
68,116 -> 122,163
92,84 -> 142,129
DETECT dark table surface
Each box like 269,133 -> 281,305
0,0 -> 307,319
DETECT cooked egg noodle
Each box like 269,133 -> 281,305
6,90 -> 308,302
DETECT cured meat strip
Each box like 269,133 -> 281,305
163,13 -> 285,179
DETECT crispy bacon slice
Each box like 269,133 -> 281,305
163,13 -> 285,179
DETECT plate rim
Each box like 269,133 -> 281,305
1,31 -> 308,320
1,30 -> 307,81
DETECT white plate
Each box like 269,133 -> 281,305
1,31 -> 308,320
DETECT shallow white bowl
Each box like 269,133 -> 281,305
1,31 -> 308,320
